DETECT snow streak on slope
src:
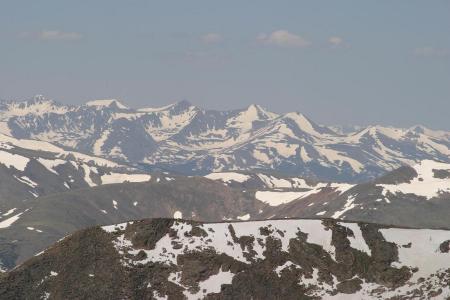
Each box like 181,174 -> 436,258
255,191 -> 319,206
0,210 -> 29,229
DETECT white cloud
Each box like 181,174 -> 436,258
414,46 -> 450,58
20,30 -> 83,41
201,33 -> 223,45
257,30 -> 311,48
328,36 -> 345,47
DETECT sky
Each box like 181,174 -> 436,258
0,0 -> 449,129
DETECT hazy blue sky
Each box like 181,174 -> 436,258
1,1 -> 449,129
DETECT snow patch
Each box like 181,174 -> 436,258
378,160 -> 450,200
205,172 -> 250,183
0,150 -> 29,171
237,214 -> 250,221
331,195 -> 357,219
101,173 -> 151,185
255,190 -> 320,206
37,158 -> 66,175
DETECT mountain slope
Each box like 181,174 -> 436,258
2,95 -> 450,181
0,150 -> 145,208
0,133 -> 151,213
3,160 -> 450,272
1,218 -> 449,299
0,176 -> 262,271
268,160 -> 450,229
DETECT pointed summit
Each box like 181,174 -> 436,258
85,99 -> 128,110
240,104 -> 278,120
282,112 -> 336,137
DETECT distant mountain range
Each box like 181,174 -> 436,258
2,218 -> 449,299
2,95 -> 450,182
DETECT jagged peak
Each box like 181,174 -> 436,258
23,94 -> 56,105
33,94 -> 47,101
0,95 -> 70,117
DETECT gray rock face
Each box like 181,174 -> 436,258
2,95 -> 450,182
1,218 -> 449,299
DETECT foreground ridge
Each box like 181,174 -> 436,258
1,218 -> 449,299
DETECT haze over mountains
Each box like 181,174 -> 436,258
2,95 -> 450,182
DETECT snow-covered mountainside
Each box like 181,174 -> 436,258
255,160 -> 450,230
2,95 -> 450,182
1,218 -> 449,299
0,132 -> 151,214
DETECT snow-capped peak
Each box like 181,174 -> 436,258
282,112 -> 327,137
225,104 -> 276,131
0,96 -> 68,121
247,104 -> 279,120
1,97 -> 450,183
346,125 -> 406,143
85,99 -> 128,110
